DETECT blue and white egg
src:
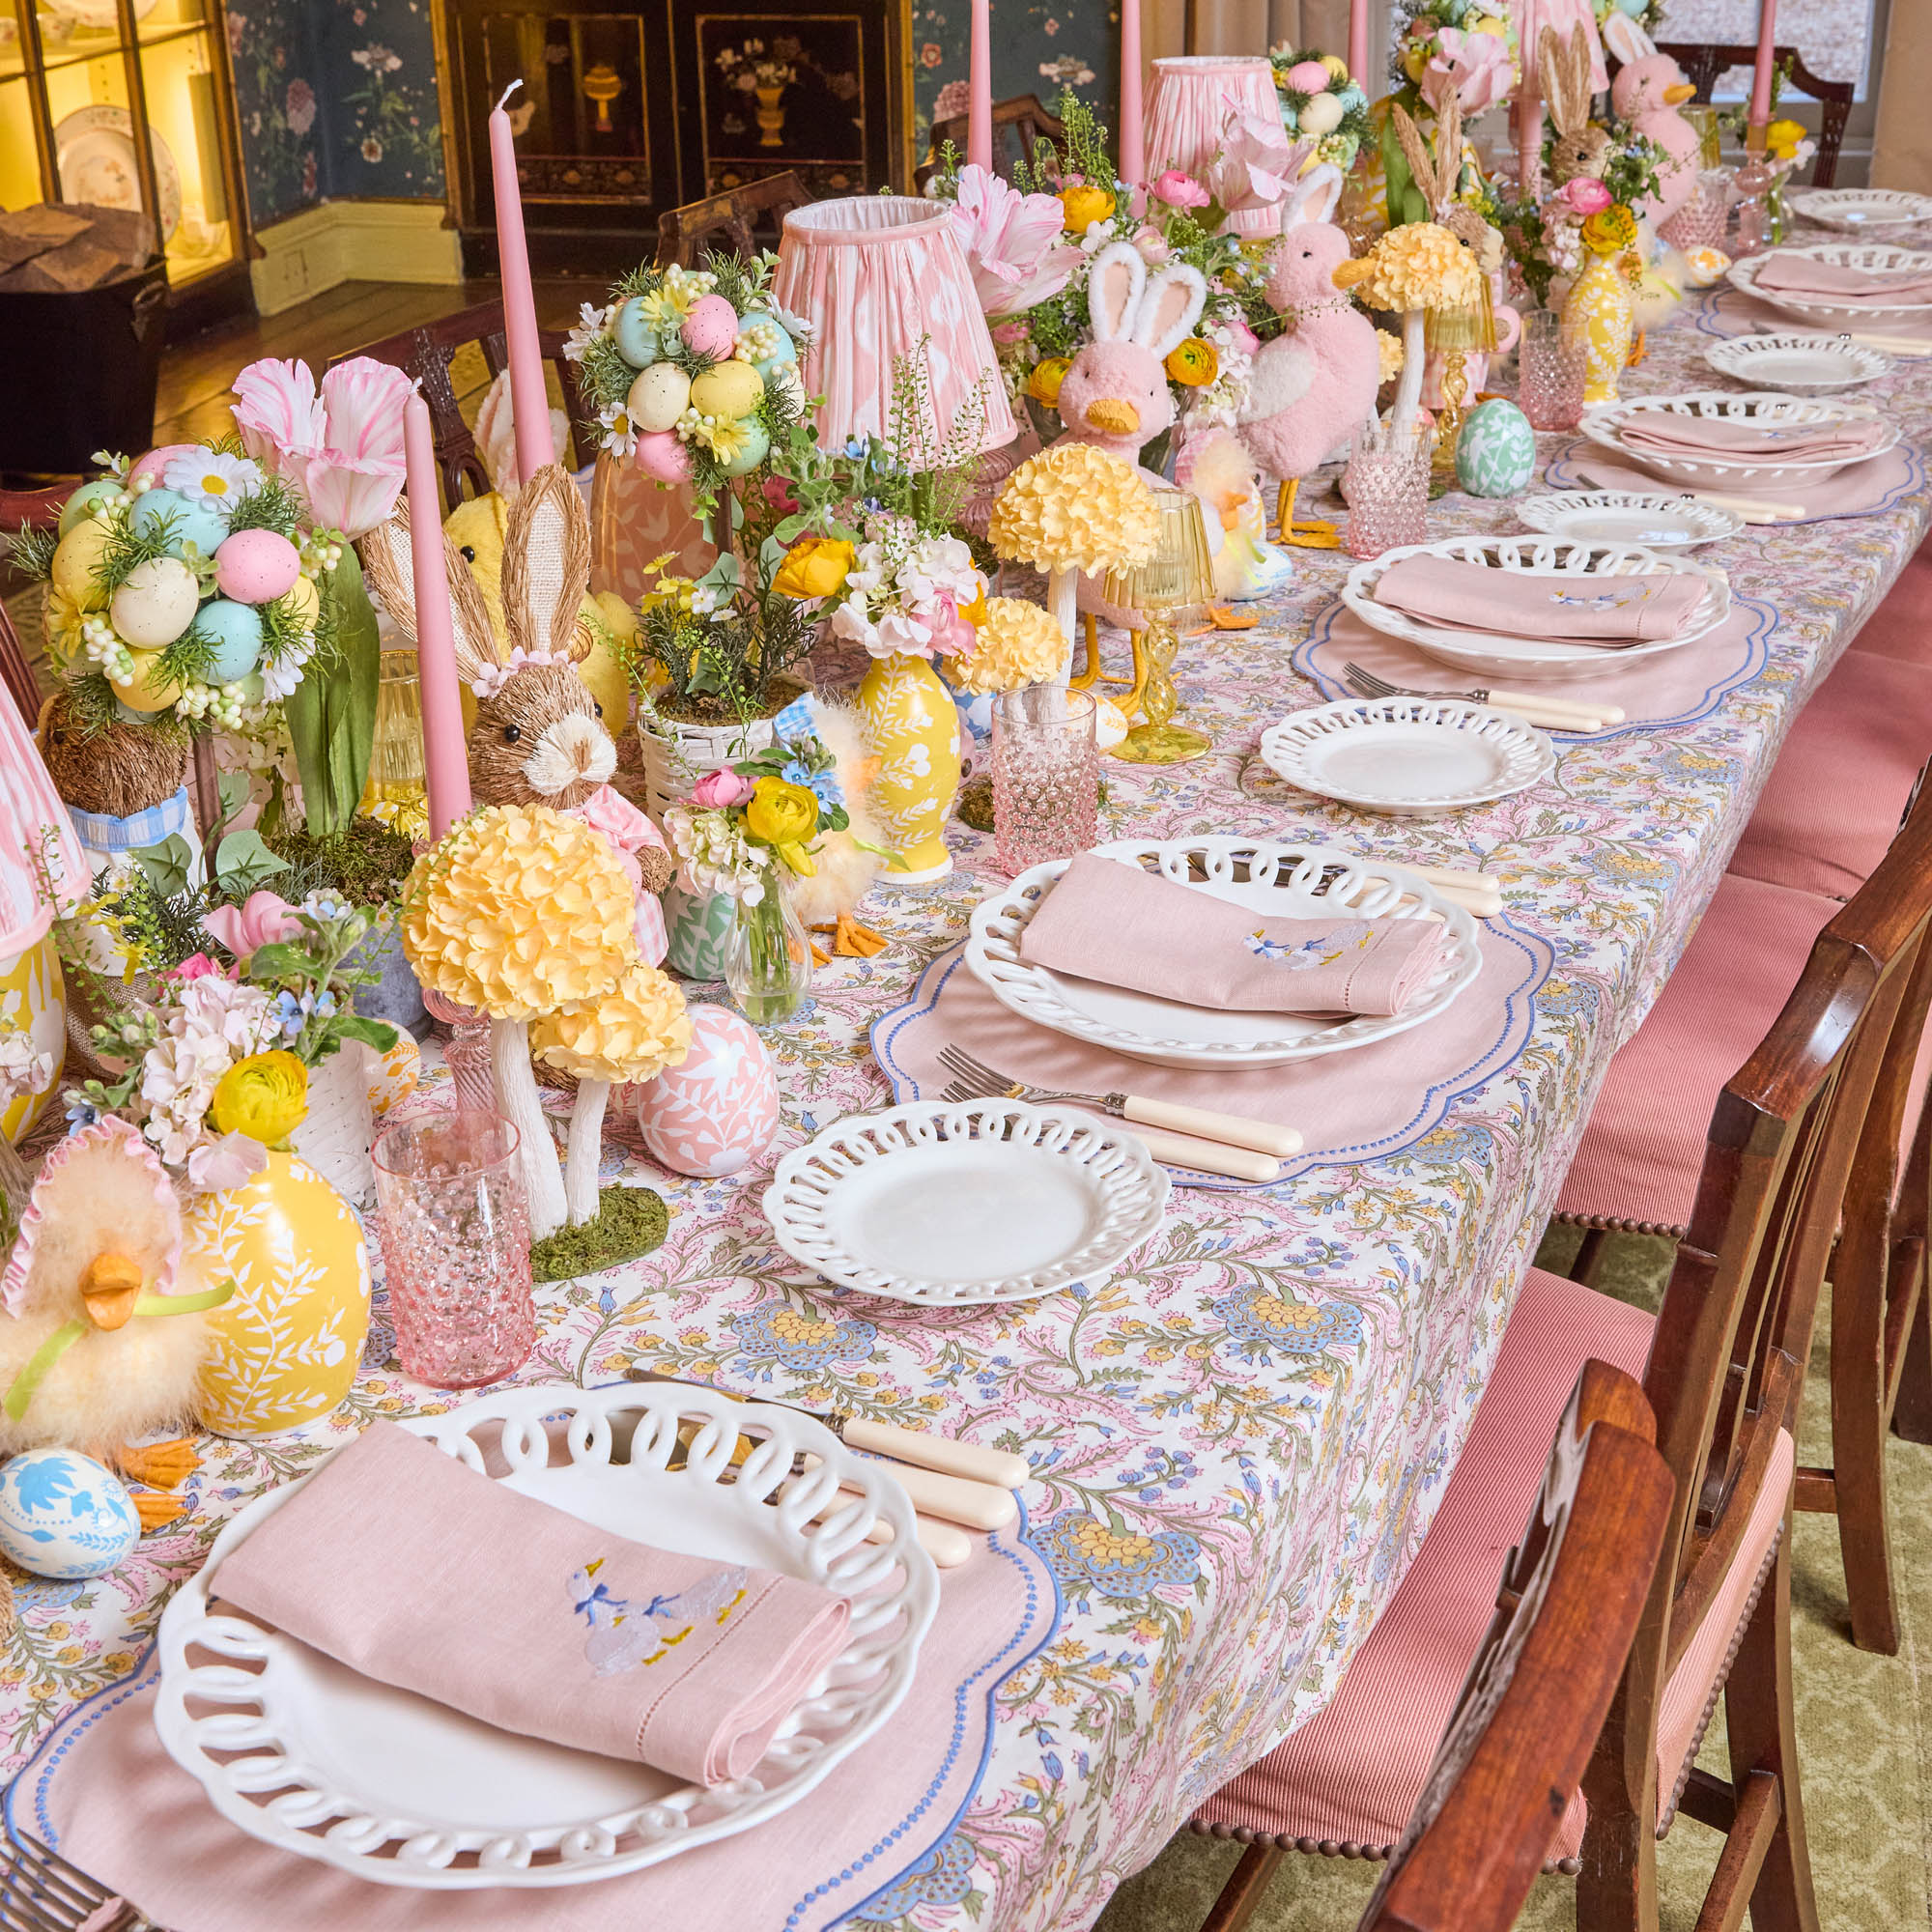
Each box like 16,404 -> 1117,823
1454,398 -> 1538,498
0,1449 -> 142,1578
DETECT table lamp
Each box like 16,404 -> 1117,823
1099,487 -> 1216,764
1424,281 -> 1498,494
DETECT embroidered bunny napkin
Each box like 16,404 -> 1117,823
1370,554 -> 1709,644
1612,411 -> 1889,464
1753,252 -> 1932,303
1015,852 -> 1444,1017
213,1421 -> 850,1784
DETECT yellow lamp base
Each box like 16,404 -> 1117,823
1110,722 -> 1212,764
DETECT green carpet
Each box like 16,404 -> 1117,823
1096,1229 -> 1932,1932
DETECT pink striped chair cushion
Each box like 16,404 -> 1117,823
1847,539 -> 1932,666
1728,650 -> 1932,900
1554,873 -> 1838,1231
1192,1268 -> 1796,1861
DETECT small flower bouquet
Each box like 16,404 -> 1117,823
1493,134 -> 1664,308
1268,47 -> 1372,170
1391,0 -> 1520,118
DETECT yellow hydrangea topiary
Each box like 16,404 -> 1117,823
532,959 -> 693,1085
988,443 -> 1160,578
1376,330 -> 1406,385
949,598 -> 1070,696
1334,221 -> 1482,312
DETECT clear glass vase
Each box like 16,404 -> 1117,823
726,874 -> 811,1026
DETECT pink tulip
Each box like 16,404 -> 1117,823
690,767 -> 755,810
1205,104 -> 1311,218
924,595 -> 977,658
1152,170 -> 1210,210
1555,176 -> 1614,215
949,163 -> 1083,318
1419,28 -> 1515,117
231,355 -> 412,537
204,890 -> 304,963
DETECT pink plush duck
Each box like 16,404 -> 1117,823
1611,53 -> 1701,227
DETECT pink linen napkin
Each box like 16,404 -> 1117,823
1613,411 -> 1889,464
1370,554 -> 1708,645
1014,851 -> 1444,1017
213,1421 -> 850,1785
1753,251 -> 1932,302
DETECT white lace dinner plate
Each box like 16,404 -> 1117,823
965,836 -> 1482,1071
1578,389 -> 1897,490
1258,699 -> 1555,814
1514,492 -> 1743,548
154,1383 -> 937,1889
1342,535 -> 1730,683
1704,332 -> 1893,392
1727,243 -> 1932,326
763,1100 -> 1169,1306
1787,188 -> 1932,232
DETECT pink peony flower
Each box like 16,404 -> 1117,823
1419,27 -> 1515,117
948,163 -> 1083,317
690,767 -> 755,810
231,355 -> 412,536
203,890 -> 303,963
991,318 -> 1032,346
1151,169 -> 1210,209
1224,316 -> 1261,355
1204,104 -> 1311,217
924,595 -> 977,657
186,1130 -> 270,1194
166,952 -> 228,981
1555,176 -> 1613,215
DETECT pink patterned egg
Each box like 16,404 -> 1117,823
632,1006 -> 779,1177
128,443 -> 196,491
680,294 -> 741,360
214,527 -> 301,604
634,431 -> 694,483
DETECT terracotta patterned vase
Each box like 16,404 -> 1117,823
185,1151 -> 371,1437
856,651 -> 962,883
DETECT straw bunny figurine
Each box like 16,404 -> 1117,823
1541,25 -> 1612,188
362,467 -> 673,964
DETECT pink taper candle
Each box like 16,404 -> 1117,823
488,80 -> 555,486
1517,0 -> 1542,195
968,0 -> 992,171
1119,0 -> 1144,184
403,396 -> 473,840
1349,0 -> 1369,92
1748,0 -> 1776,128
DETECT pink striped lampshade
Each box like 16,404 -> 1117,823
1144,55 -> 1283,239
773,195 -> 1016,463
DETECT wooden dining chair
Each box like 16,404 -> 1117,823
327,302 -> 589,511
1654,43 -> 1853,186
653,173 -> 811,269
1207,1363 -> 1674,1932
1556,772 -> 1932,1651
1190,792 -> 1928,1928
913,95 -> 1067,189
0,486 -> 62,726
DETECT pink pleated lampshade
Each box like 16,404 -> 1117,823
1144,55 -> 1283,240
773,195 -> 1016,463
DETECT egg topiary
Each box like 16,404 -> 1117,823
1454,398 -> 1538,498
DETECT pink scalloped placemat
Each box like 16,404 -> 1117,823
1544,438 -> 1925,525
1691,281 -> 1932,348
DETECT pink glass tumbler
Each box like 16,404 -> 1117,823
373,1111 -> 535,1388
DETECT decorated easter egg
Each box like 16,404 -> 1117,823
612,296 -> 662,368
50,520 -> 112,607
366,1031 -> 421,1116
661,880 -> 737,980
131,486 -> 229,559
1094,695 -> 1129,750
127,442 -> 196,492
1300,91 -> 1346,135
681,293 -> 741,360
108,647 -> 185,712
627,360 -> 692,435
0,1449 -> 141,1579
1454,398 -> 1537,497
635,430 -> 695,483
689,357 -> 763,423
215,526 -> 301,604
1681,245 -> 1730,288
633,1004 -> 779,1177
111,555 -> 201,648
1286,58 -> 1332,93
720,418 -> 771,477
196,598 -> 266,681
280,572 -> 322,627
59,477 -> 122,534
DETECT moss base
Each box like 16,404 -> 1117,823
263,817 -> 416,905
955,776 -> 995,832
529,1184 -> 670,1282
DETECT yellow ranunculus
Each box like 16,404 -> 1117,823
744,776 -> 818,848
775,841 -> 818,877
211,1049 -> 309,1146
1766,118 -> 1805,160
956,582 -> 988,628
1165,338 -> 1219,387
772,534 -> 856,601
1059,184 -> 1116,233
1580,206 -> 1638,256
1028,356 -> 1072,408
1400,39 -> 1429,81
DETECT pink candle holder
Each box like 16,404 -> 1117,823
373,1112 -> 535,1389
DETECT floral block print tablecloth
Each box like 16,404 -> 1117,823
6,310 -> 1929,1932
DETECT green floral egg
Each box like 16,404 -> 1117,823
1455,398 -> 1537,498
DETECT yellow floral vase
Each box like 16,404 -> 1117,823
0,928 -> 65,1145
1563,252 -> 1634,405
857,650 -> 961,883
184,1151 -> 371,1436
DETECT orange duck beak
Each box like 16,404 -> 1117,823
80,1252 -> 142,1331
1663,81 -> 1697,103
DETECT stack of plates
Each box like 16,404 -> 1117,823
1727,242 -> 1932,328
1341,534 -> 1731,683
1578,390 -> 1900,490
1786,188 -> 1932,233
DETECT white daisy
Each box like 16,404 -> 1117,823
596,401 -> 638,458
563,300 -> 614,363
163,448 -> 263,515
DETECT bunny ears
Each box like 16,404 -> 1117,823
1538,24 -> 1595,138
361,464 -> 593,693
1393,97 -> 1463,221
1087,242 -> 1208,363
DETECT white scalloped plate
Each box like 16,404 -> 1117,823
1787,189 -> 1932,232
1727,242 -> 1932,326
763,1099 -> 1169,1306
964,837 -> 1482,1070
1258,699 -> 1555,813
1342,536 -> 1730,682
1579,389 -> 1898,488
1703,332 -> 1893,392
1514,492 -> 1743,548
153,1384 -> 937,1889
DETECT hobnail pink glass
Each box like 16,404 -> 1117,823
1343,441 -> 1430,559
1662,168 -> 1732,254
992,685 -> 1099,873
1518,310 -> 1588,432
373,1112 -> 535,1389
